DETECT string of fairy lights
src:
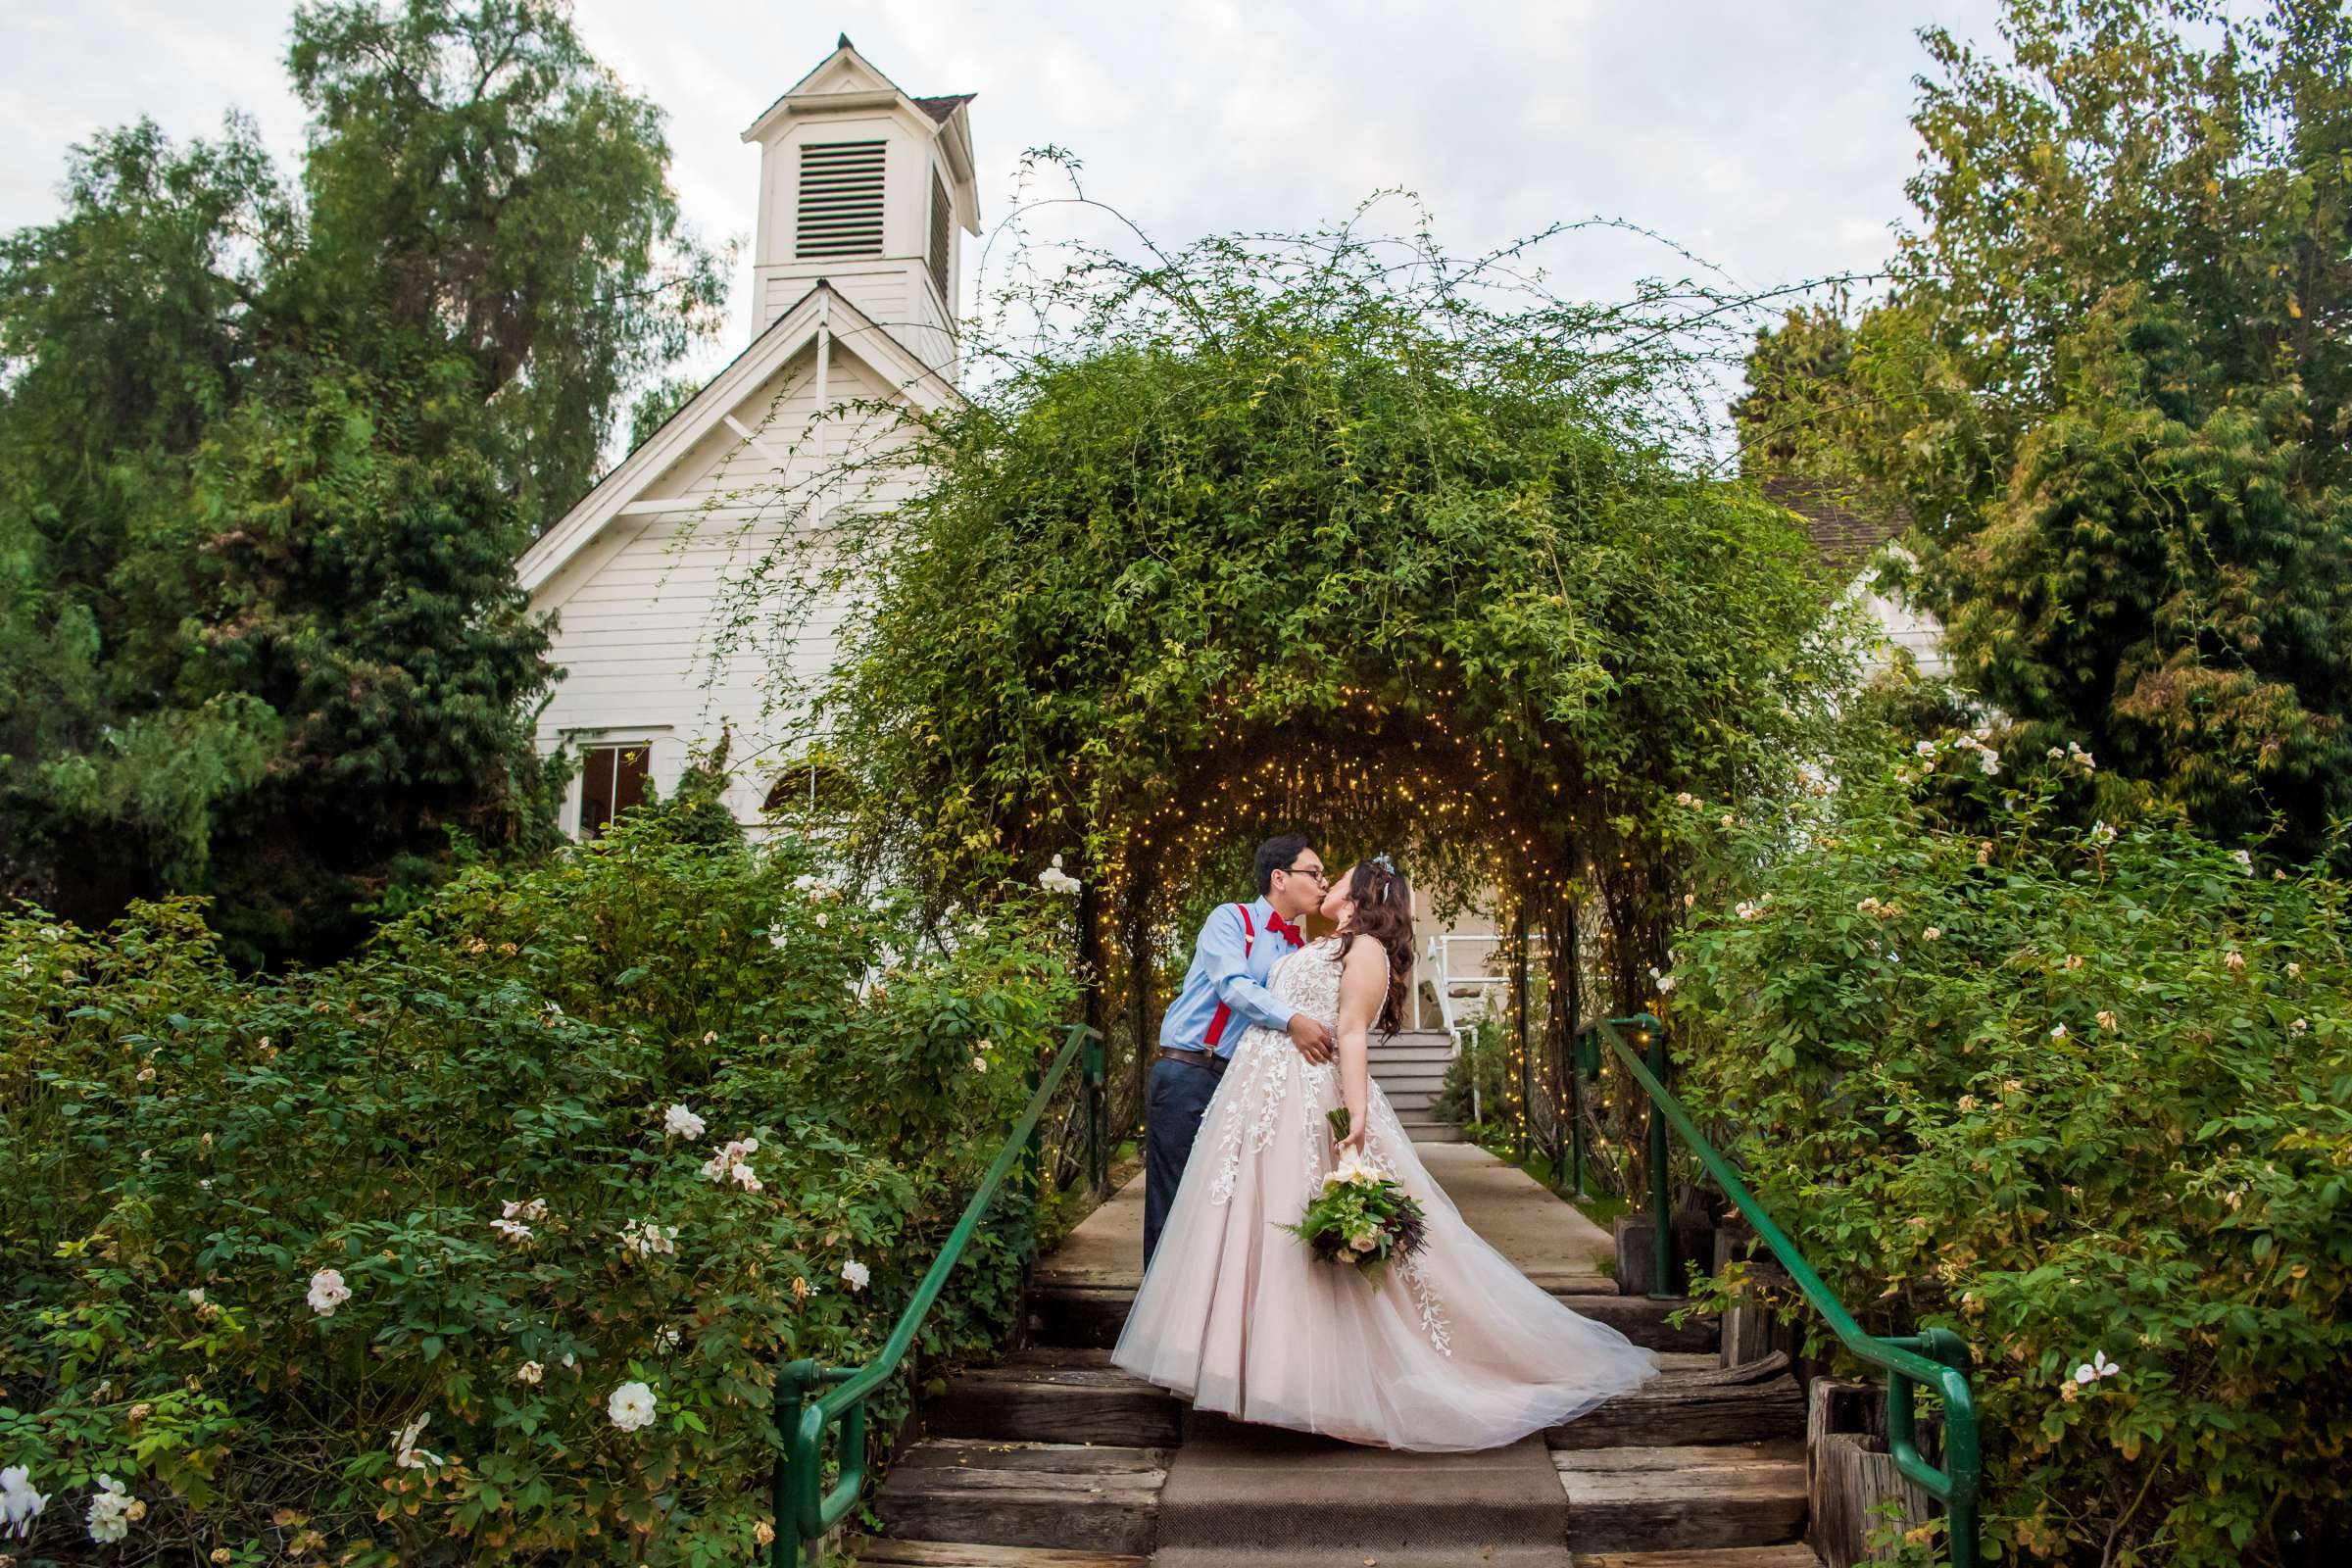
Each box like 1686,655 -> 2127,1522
1010,679 -> 1650,1140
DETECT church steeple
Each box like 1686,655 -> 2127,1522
741,37 -> 979,379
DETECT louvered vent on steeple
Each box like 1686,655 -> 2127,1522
795,140 -> 886,259
926,172 -> 952,304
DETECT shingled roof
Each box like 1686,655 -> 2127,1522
1761,475 -> 1908,577
912,93 -> 977,124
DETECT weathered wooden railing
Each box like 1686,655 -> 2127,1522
769,1021 -> 1102,1568
1578,1012 -> 1984,1568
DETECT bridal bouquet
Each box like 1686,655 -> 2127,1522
1281,1108 -> 1429,1286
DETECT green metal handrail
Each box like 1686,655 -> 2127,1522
1582,1013 -> 1984,1568
769,1020 -> 1102,1568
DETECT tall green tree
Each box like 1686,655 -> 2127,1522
1741,0 -> 2352,858
0,0 -> 723,964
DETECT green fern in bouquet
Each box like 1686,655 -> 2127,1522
1280,1108 -> 1430,1286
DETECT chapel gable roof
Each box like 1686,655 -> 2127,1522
741,34 -> 977,149
913,93 -> 978,124
515,280 -> 956,597
1760,475 -> 1910,578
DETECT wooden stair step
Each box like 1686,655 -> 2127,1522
848,1537 -> 1149,1568
875,1440 -> 1167,1557
1574,1549 -> 1825,1568
1551,1354 -> 1803,1451
1026,1284 -> 1136,1348
1026,1287 -> 1714,1352
1557,1443 -> 1808,1553
1554,1298 -> 1719,1354
925,1356 -> 1185,1446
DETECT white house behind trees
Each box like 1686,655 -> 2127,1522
515,36 -> 1948,1041
516,34 -> 977,836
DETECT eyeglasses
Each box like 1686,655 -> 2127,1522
1281,862 -> 1329,884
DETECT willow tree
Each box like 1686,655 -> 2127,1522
739,202 -> 1861,1146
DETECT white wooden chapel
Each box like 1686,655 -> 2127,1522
515,34 -> 978,837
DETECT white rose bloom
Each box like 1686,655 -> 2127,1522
621,1219 -> 679,1258
608,1381 -> 659,1433
663,1103 -> 707,1140
702,1137 -> 761,1184
1,1464 -> 48,1539
841,1259 -> 871,1292
85,1475 -> 134,1544
392,1413 -> 441,1470
307,1267 -> 352,1317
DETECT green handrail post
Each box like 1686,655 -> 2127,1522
1590,1015 -> 1983,1568
1554,903 -> 1581,1196
1569,1024 -> 1598,1200
1084,1032 -> 1107,1195
1630,1013 -> 1673,1298
769,1021 -> 1099,1568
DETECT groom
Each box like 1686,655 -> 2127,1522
1143,832 -> 1338,1265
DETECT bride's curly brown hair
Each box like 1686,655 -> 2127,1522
1338,857 -> 1415,1038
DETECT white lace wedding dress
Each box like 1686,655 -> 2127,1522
1112,937 -> 1660,1450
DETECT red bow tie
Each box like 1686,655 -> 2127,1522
1267,913 -> 1305,946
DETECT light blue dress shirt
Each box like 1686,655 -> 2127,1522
1157,896 -> 1303,1059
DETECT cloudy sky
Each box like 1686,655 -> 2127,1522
4,0 -> 2007,397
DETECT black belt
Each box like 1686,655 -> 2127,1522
1157,1047 -> 1228,1077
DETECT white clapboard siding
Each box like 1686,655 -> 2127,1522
1846,547 -> 1950,679
530,39 -> 978,837
532,342 -> 914,831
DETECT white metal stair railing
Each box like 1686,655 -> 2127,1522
1409,929 -> 1548,1126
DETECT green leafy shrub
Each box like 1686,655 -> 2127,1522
1664,741 -> 2352,1563
0,808 -> 1077,1564
1431,1014 -> 1511,1129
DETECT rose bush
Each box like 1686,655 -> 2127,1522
0,805 -> 1077,1564
1662,740 -> 2352,1564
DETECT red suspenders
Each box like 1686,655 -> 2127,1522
1201,903 -> 1254,1050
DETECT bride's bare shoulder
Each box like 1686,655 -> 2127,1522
1336,936 -> 1388,973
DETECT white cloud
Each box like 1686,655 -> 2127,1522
4,0 -> 2006,414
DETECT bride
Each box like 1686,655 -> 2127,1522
1112,856 -> 1660,1451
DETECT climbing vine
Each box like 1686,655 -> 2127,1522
721,186 -> 1866,1142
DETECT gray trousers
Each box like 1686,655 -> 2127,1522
1143,1054 -> 1222,1267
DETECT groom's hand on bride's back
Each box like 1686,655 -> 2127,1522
1287,1013 -> 1337,1064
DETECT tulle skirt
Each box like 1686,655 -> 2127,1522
1111,1024 -> 1661,1451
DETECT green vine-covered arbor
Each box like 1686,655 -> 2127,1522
742,208 -> 1860,1153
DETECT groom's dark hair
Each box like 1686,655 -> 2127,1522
1254,832 -> 1314,896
